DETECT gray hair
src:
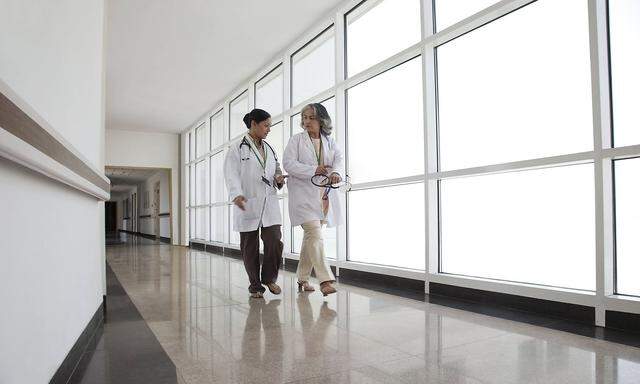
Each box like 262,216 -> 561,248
300,103 -> 333,136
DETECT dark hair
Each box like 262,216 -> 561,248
243,109 -> 271,129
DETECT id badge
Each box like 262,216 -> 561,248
261,176 -> 272,187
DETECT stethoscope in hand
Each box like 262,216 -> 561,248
311,173 -> 352,200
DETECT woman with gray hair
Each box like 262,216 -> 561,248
283,103 -> 344,296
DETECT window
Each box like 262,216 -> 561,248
347,57 -> 423,184
211,206 -> 225,243
255,66 -> 284,117
614,158 -> 640,296
349,183 -> 424,269
196,207 -> 209,241
195,122 -> 208,158
230,92 -> 249,139
346,0 -> 421,76
210,151 -> 226,204
609,0 -> 640,147
436,0 -> 592,170
435,0 -> 501,31
189,130 -> 196,162
189,165 -> 195,207
195,160 -> 208,206
210,111 -> 224,149
184,166 -> 190,207
292,27 -> 335,106
440,164 -> 595,290
184,133 -> 190,164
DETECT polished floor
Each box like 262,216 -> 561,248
89,234 -> 640,383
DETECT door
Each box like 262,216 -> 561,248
154,182 -> 161,239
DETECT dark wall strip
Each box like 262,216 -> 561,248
139,214 -> 152,219
606,310 -> 640,333
49,302 -> 104,384
0,91 -> 110,193
429,282 -> 595,324
158,212 -> 171,217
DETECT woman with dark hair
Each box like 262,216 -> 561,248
283,103 -> 344,296
223,108 -> 286,298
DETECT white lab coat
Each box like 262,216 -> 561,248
223,134 -> 282,233
283,132 -> 344,227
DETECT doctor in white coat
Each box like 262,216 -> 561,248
283,103 -> 343,296
224,109 -> 285,298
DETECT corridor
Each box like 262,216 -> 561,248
70,235 -> 640,383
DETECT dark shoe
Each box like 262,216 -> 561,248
297,281 -> 315,292
320,281 -> 336,296
250,291 -> 264,299
265,282 -> 281,295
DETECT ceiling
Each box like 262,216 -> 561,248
106,0 -> 344,134
106,168 -> 165,193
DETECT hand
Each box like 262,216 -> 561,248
274,174 -> 286,185
315,165 -> 332,175
328,172 -> 341,185
233,195 -> 247,211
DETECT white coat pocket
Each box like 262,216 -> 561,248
241,197 -> 264,221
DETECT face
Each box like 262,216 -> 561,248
250,118 -> 271,139
302,106 -> 320,134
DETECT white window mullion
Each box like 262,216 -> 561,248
423,0 -> 438,292
588,0 -> 614,327
335,9 -> 348,269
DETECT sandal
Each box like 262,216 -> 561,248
265,282 -> 281,295
250,291 -> 264,299
320,281 -> 337,297
297,281 -> 315,292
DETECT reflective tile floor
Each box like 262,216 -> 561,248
89,234 -> 640,383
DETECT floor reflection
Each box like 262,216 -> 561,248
105,236 -> 640,384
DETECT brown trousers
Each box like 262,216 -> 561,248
239,225 -> 283,293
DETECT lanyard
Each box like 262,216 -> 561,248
310,133 -> 323,165
245,135 -> 267,170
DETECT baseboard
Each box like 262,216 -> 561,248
606,310 -> 640,333
49,302 -> 104,384
337,267 -> 424,300
429,282 -> 595,324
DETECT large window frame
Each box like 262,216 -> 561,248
180,0 -> 640,327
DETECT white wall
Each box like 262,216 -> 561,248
0,1 -> 106,383
137,170 -> 171,238
106,129 -> 180,244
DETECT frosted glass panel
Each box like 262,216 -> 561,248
230,92 -> 249,139
292,28 -> 335,106
196,207 -> 209,241
435,0 -> 500,31
211,206 -> 225,243
210,152 -> 226,203
195,160 -> 208,206
346,0 -> 421,76
440,164 -> 595,290
256,66 -> 284,117
437,0 -> 592,170
348,58 -> 423,184
196,122 -> 208,158
615,158 -> 640,297
349,183 -> 424,270
189,165 -> 195,206
210,111 -> 224,149
610,0 -> 640,147
184,133 -> 190,164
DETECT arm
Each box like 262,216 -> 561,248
283,135 -> 317,179
223,146 -> 243,201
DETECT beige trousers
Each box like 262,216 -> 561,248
297,220 -> 335,284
